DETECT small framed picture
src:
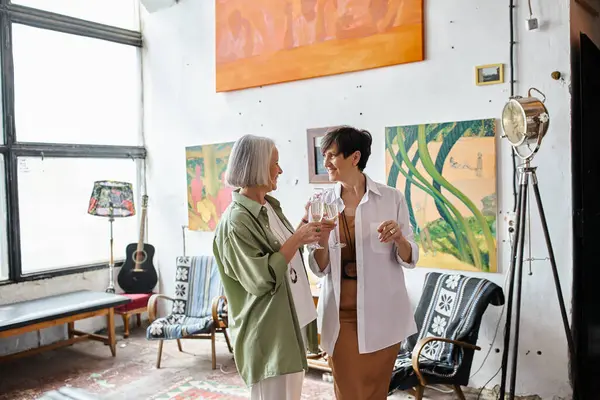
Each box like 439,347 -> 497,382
475,63 -> 504,86
306,126 -> 337,184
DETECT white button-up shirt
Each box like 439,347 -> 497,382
308,174 -> 418,356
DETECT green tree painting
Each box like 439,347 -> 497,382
385,118 -> 498,272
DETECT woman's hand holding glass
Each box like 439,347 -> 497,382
317,219 -> 336,248
294,221 -> 323,246
280,221 -> 322,263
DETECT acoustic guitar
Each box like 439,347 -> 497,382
118,195 -> 158,294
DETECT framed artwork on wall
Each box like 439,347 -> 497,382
185,141 -> 235,232
306,126 -> 336,184
215,0 -> 425,92
385,118 -> 498,273
475,63 -> 504,86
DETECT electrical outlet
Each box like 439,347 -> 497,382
505,212 -> 517,236
527,18 -> 539,30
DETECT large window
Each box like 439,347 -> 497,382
12,25 -> 142,146
18,157 -> 140,274
0,1 -> 145,283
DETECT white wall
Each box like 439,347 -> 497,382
141,0 -> 573,397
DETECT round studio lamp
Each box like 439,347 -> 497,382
501,87 -> 550,161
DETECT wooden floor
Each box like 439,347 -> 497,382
0,324 -> 496,400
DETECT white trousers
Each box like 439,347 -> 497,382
250,371 -> 304,400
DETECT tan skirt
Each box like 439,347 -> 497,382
327,277 -> 400,400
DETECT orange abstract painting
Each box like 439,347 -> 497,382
215,0 -> 424,92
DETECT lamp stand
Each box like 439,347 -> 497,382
106,211 -> 116,294
498,161 -> 577,399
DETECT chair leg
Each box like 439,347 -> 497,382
136,313 -> 142,327
413,385 -> 424,400
156,340 -> 164,369
122,314 -> 130,339
177,339 -> 183,352
223,329 -> 233,353
453,384 -> 466,400
211,328 -> 217,370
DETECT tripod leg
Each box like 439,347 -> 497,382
499,176 -> 527,400
531,175 -> 578,388
509,175 -> 529,400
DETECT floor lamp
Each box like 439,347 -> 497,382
87,180 -> 136,293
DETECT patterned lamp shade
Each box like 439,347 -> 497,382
87,180 -> 136,218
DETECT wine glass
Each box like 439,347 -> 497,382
308,190 -> 325,249
324,202 -> 345,249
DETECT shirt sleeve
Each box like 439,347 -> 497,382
222,227 -> 289,297
307,248 -> 331,277
393,192 -> 419,269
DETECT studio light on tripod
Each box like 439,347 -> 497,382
497,88 -> 576,400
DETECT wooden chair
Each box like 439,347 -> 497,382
146,255 -> 232,369
388,272 -> 505,399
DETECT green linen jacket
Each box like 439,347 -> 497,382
212,190 -> 319,386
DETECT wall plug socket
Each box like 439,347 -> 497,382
505,212 -> 517,238
527,18 -> 539,30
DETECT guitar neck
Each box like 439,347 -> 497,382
135,196 -> 148,269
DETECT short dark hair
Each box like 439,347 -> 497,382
321,125 -> 372,171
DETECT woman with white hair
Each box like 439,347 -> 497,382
213,134 -> 332,400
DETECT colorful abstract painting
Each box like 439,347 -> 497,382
186,142 -> 235,232
385,119 -> 498,272
215,0 -> 424,92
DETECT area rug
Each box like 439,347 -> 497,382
150,377 -> 249,399
150,370 -> 335,400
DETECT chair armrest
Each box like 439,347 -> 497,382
411,337 -> 481,386
148,294 -> 175,323
211,295 -> 228,326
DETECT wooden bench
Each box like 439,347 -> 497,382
0,290 -> 130,362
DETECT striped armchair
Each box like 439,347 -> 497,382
146,255 -> 232,369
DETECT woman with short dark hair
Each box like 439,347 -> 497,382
309,126 -> 418,399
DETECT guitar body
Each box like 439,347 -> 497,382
118,242 -> 158,294
117,195 -> 158,294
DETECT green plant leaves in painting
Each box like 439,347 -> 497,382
385,119 -> 497,272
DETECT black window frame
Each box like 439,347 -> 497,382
0,0 -> 145,284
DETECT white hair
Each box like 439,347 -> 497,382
225,134 -> 274,188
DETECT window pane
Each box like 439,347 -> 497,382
12,0 -> 140,31
0,155 -> 8,281
13,24 -> 141,146
18,157 -> 140,274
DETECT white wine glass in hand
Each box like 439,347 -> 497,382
324,202 -> 345,249
309,200 -> 324,249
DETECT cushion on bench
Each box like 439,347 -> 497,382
0,291 -> 131,333
115,293 -> 153,313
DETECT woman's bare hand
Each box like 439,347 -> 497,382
294,222 -> 322,245
318,220 -> 336,247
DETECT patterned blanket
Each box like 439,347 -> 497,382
393,272 -> 504,379
146,256 -> 227,340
